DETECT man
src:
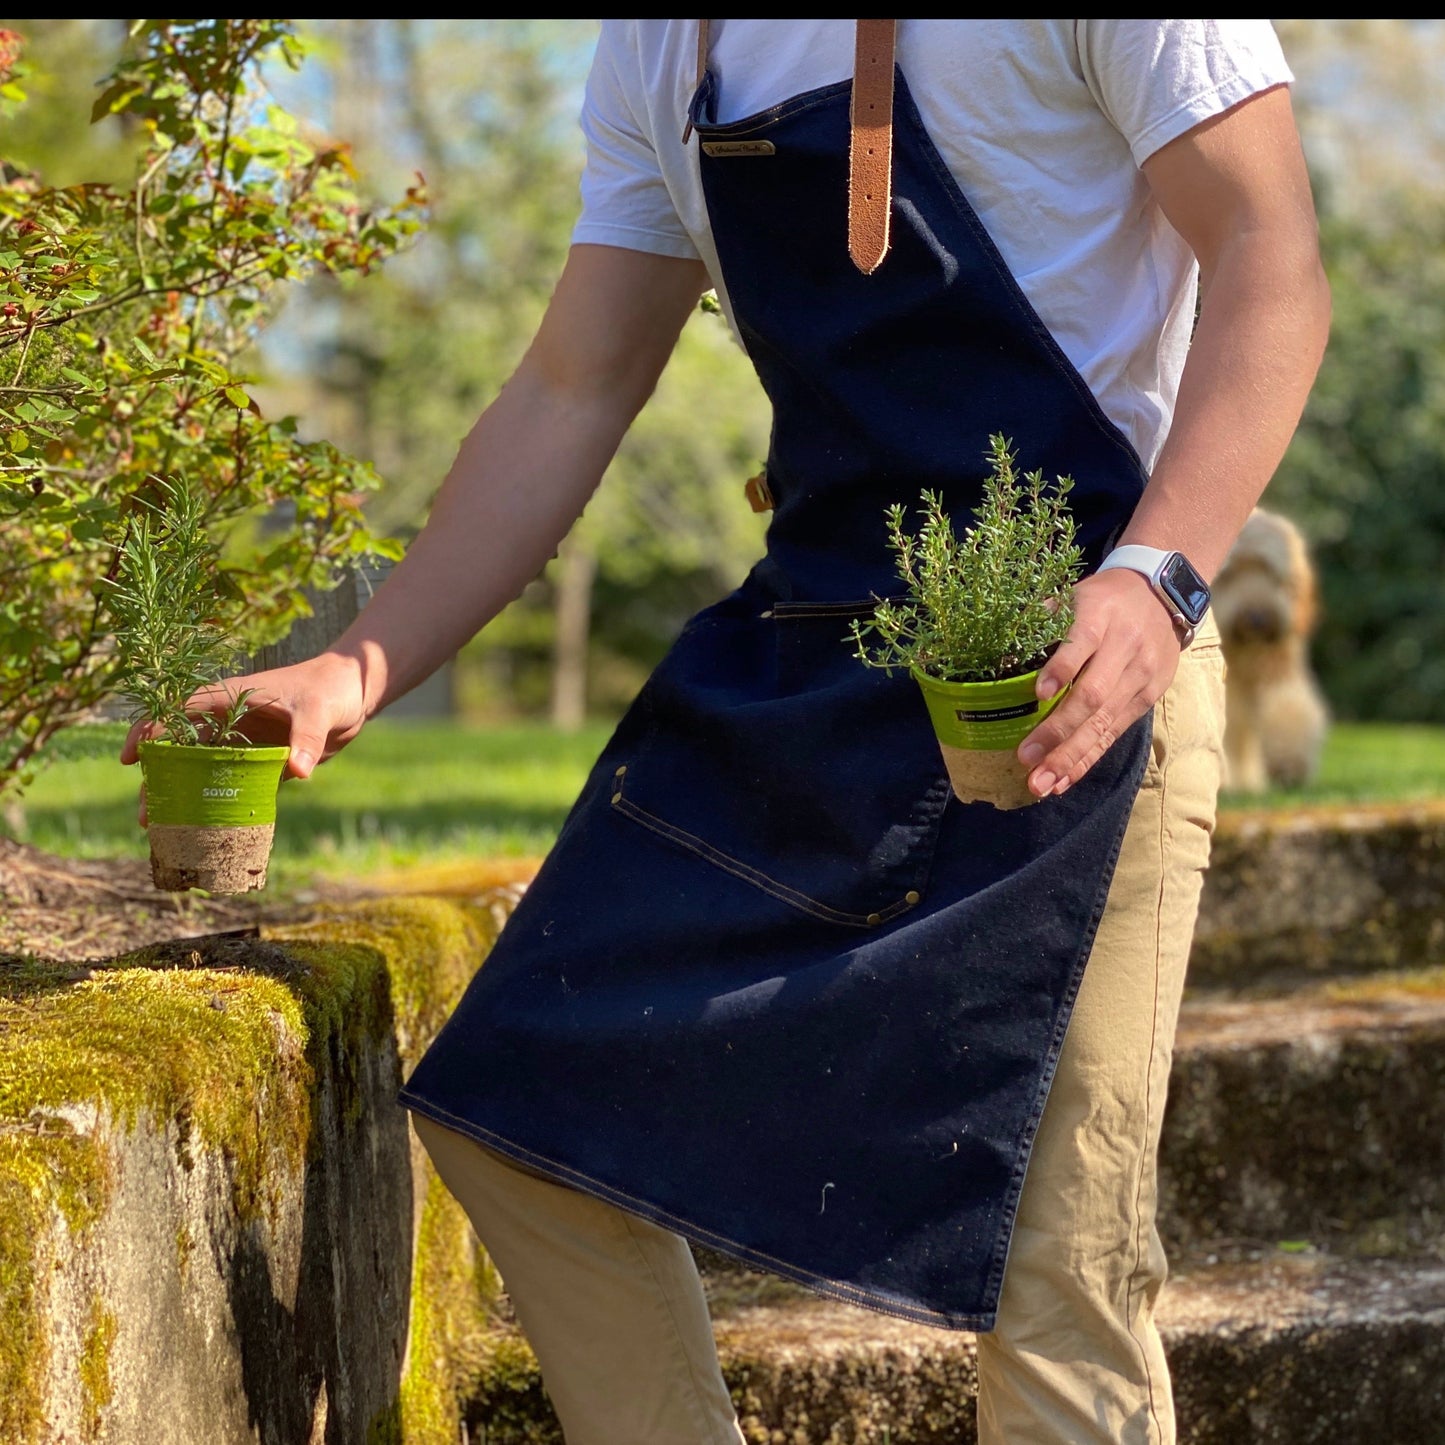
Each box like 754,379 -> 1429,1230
124,19 -> 1329,1443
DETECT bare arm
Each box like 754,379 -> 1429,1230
122,244 -> 709,778
1019,84 -> 1332,796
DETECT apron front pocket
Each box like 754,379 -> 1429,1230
610,598 -> 951,929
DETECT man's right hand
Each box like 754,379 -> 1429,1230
119,651 -> 369,824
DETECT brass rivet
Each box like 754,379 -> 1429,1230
905,890 -> 921,905
867,912 -> 882,927
610,793 -> 621,806
614,765 -> 627,777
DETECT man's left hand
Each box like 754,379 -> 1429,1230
1017,570 -> 1181,797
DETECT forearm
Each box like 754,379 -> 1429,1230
328,369 -> 630,716
1119,229 -> 1331,580
317,245 -> 708,718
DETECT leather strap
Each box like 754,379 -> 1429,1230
848,19 -> 896,275
686,19 -> 897,274
681,18 -> 712,143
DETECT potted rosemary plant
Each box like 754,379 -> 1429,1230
850,434 -> 1084,810
105,478 -> 288,892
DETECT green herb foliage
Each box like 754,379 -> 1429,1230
102,477 -> 253,745
851,435 -> 1084,684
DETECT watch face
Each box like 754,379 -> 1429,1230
1158,553 -> 1211,624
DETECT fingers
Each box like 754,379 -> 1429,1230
285,722 -> 328,780
120,719 -> 164,765
116,658 -> 366,788
1018,572 -> 1180,796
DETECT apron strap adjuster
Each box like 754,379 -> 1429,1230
744,470 -> 775,513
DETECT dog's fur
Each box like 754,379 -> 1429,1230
1211,507 -> 1330,793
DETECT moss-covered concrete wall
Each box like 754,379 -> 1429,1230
4,801 -> 1442,1443
1192,801 -> 1445,988
0,891 -> 520,1445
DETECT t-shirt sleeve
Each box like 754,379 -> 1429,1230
571,21 -> 701,260
1077,19 -> 1295,169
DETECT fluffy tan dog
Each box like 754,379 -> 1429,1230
1211,506 -> 1330,793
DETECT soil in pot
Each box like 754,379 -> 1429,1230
912,667 -> 1065,810
138,741 -> 290,892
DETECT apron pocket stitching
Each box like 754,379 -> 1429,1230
611,782 -> 917,930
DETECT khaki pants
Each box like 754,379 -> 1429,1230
413,627 -> 1226,1445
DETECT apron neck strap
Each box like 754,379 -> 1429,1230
848,19 -> 896,275
681,19 -> 712,145
682,19 -> 897,275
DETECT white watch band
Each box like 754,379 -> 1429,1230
1096,544 -> 1173,585
1096,544 -> 1196,646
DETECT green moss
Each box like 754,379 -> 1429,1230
79,1295 -> 116,1441
1324,965 -> 1445,1002
273,895 -> 502,1070
398,1162 -> 505,1444
1,955 -> 312,1225
0,886 -> 517,1444
0,1118 -> 113,1444
0,1172 -> 46,1445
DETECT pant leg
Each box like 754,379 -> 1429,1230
975,627 -> 1227,1445
411,1112 -> 745,1445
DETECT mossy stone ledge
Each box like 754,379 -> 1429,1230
1192,800 -> 1445,989
0,891 -> 521,1445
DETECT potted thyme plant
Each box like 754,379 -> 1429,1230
850,434 -> 1084,810
104,477 -> 289,892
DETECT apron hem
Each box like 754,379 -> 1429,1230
399,1089 -> 999,1334
976,711 -> 1154,1307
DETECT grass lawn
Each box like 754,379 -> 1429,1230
5,718 -> 1443,888
4,720 -> 614,889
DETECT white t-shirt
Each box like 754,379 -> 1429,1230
572,19 -> 1293,469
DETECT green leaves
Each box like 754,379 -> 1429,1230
851,434 -> 1084,684
0,18 -> 426,793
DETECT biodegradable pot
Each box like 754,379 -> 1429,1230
138,740 -> 290,893
912,666 -> 1065,810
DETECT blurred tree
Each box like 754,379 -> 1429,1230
0,18 -> 137,185
265,19 -> 771,727
1266,199 -> 1445,721
1276,19 -> 1445,222
1263,19 -> 1445,722
0,21 -> 420,795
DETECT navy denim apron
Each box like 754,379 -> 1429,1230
401,57 -> 1153,1330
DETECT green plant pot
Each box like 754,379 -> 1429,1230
911,666 -> 1066,810
138,740 -> 290,893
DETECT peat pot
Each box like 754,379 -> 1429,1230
912,666 -> 1064,810
138,740 -> 290,893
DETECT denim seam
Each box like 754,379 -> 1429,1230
611,781 -> 919,929
399,1092 -> 995,1333
692,76 -> 854,140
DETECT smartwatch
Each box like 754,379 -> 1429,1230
1095,544 -> 1211,648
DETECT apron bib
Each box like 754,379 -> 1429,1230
402,27 -> 1153,1330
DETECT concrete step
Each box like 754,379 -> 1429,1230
1160,977 -> 1445,1253
463,1255 -> 1445,1443
1189,802 -> 1445,990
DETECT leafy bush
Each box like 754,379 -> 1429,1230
850,434 -> 1083,683
0,20 -> 423,794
